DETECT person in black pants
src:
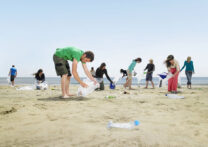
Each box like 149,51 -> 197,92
144,59 -> 155,89
95,63 -> 113,90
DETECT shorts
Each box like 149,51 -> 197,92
146,73 -> 153,81
53,54 -> 72,76
10,75 -> 15,82
127,70 -> 132,80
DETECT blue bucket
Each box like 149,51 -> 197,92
110,83 -> 116,89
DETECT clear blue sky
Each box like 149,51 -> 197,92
0,0 -> 208,77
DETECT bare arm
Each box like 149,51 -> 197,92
72,59 -> 87,87
82,63 -> 96,82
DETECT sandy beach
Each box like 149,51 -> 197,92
0,85 -> 208,147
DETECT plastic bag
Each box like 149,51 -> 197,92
36,82 -> 48,90
77,79 -> 99,97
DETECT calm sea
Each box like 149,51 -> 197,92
0,77 -> 208,85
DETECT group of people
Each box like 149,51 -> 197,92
8,46 -> 195,98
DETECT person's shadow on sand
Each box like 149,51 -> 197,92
38,96 -> 91,102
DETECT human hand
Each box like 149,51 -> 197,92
81,82 -> 88,88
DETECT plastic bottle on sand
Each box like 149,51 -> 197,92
107,120 -> 140,129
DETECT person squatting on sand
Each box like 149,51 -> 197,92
8,65 -> 17,87
144,59 -> 155,89
34,69 -> 45,84
95,63 -> 113,90
180,56 -> 195,89
165,55 -> 180,94
124,58 -> 142,90
53,46 -> 97,98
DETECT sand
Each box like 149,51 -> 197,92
0,85 -> 208,147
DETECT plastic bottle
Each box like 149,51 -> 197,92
105,96 -> 116,99
107,120 -> 140,129
165,94 -> 184,99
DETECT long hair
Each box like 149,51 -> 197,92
165,55 -> 174,68
99,63 -> 106,70
35,69 -> 43,77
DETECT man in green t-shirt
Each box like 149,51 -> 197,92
53,46 -> 97,98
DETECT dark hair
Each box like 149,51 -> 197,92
99,63 -> 106,69
134,58 -> 142,62
120,69 -> 125,73
12,65 -> 15,67
165,55 -> 174,68
91,67 -> 94,70
84,51 -> 94,62
35,69 -> 43,77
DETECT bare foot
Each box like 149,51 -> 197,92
67,94 -> 75,96
61,95 -> 70,99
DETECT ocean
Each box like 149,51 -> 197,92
1,77 -> 208,85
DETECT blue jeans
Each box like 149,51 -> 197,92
185,71 -> 192,85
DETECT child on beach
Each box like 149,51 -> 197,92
53,46 -> 97,98
144,59 -> 155,89
120,69 -> 128,78
180,56 -> 195,89
124,58 -> 142,90
8,65 -> 17,87
90,67 -> 96,77
165,55 -> 180,93
95,63 -> 113,90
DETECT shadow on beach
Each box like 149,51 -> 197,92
37,96 -> 91,102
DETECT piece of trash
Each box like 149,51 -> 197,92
110,83 -> 116,89
166,94 -> 184,99
107,120 -> 140,129
105,96 -> 116,99
77,79 -> 99,97
123,91 -> 130,94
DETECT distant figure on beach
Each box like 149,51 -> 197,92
144,59 -> 155,89
34,69 -> 45,84
165,55 -> 180,93
53,46 -> 97,98
120,69 -> 128,78
8,65 -> 17,87
180,56 -> 195,89
95,63 -> 113,90
124,58 -> 142,90
90,67 -> 96,77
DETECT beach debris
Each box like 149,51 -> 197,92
166,94 -> 184,99
77,78 -> 99,97
105,95 -> 116,99
0,107 -> 17,115
107,120 -> 140,129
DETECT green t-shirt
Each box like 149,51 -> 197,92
54,46 -> 84,62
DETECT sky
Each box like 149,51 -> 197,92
0,0 -> 208,78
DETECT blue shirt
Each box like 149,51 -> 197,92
128,60 -> 137,73
180,61 -> 194,72
10,67 -> 17,76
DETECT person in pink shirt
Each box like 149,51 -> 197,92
165,55 -> 180,93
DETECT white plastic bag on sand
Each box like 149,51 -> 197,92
166,94 -> 184,99
77,79 -> 99,97
36,82 -> 48,90
16,85 -> 35,91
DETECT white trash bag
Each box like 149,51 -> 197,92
77,79 -> 99,97
36,82 -> 48,90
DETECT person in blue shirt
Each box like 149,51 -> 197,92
124,58 -> 142,90
180,56 -> 195,89
8,65 -> 17,87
